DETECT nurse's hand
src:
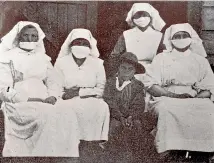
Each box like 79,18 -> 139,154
14,70 -> 23,83
177,93 -> 193,99
62,91 -> 79,100
195,90 -> 211,98
44,96 -> 57,105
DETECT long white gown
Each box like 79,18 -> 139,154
0,48 -> 80,157
54,55 -> 110,141
147,49 -> 214,153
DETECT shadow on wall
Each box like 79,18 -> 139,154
0,8 -> 27,38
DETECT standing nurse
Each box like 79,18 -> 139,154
105,3 -> 166,81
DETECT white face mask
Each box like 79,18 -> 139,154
133,17 -> 151,28
71,46 -> 90,59
19,42 -> 38,50
171,38 -> 192,49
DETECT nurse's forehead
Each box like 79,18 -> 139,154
133,11 -> 150,17
72,38 -> 89,42
173,31 -> 190,37
70,38 -> 90,45
21,27 -> 38,35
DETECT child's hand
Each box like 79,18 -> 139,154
125,116 -> 133,129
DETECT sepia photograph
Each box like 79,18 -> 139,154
0,0 -> 214,163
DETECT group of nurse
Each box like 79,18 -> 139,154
0,2 -> 214,163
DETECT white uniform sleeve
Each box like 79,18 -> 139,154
194,58 -> 214,101
145,54 -> 164,88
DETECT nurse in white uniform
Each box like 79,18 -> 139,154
54,28 -> 110,142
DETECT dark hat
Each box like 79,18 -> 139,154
120,52 -> 145,74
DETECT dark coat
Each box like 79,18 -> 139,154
103,77 -> 145,121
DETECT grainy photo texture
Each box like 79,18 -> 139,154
0,1 -> 214,163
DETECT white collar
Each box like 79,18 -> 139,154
172,49 -> 191,57
116,77 -> 131,91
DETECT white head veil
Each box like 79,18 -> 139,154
57,28 -> 100,58
126,3 -> 166,31
0,21 -> 46,54
163,23 -> 207,57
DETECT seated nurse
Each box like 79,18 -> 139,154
54,28 -> 109,142
0,21 -> 80,157
105,3 -> 166,79
147,23 -> 214,154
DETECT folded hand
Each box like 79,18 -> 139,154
44,96 -> 57,105
62,91 -> 79,100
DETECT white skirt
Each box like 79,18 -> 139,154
2,100 -> 80,157
150,97 -> 214,153
61,97 -> 110,141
